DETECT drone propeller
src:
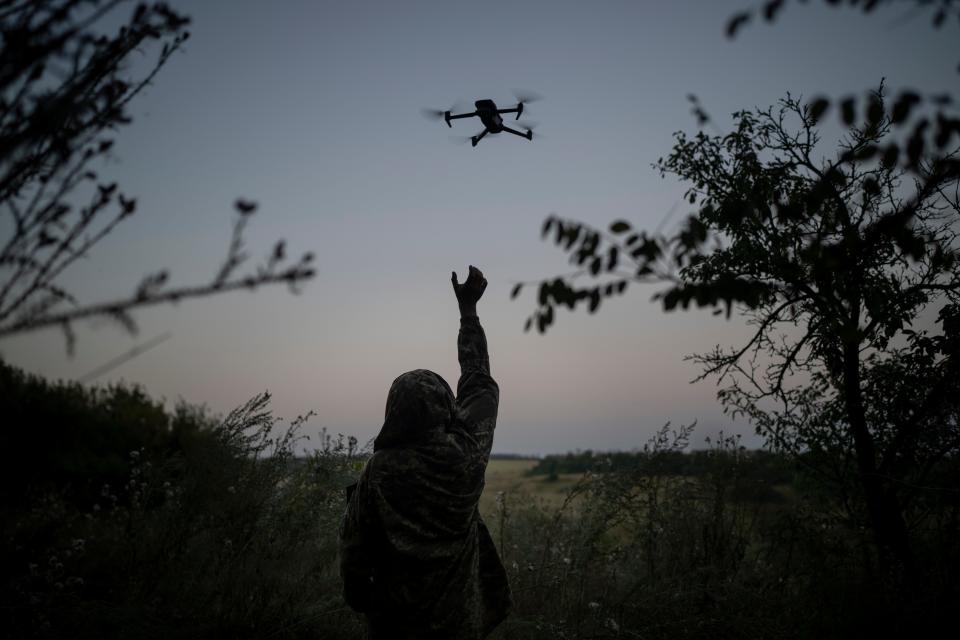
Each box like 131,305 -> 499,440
447,134 -> 475,145
446,128 -> 485,144
421,100 -> 468,122
511,89 -> 543,105
420,108 -> 448,121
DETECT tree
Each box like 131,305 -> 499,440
0,1 -> 315,353
517,86 -> 960,586
514,2 -> 960,590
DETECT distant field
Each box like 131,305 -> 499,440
479,458 -> 586,517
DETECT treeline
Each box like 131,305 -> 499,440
528,447 -> 794,484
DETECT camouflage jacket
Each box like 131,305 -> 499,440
339,315 -> 511,640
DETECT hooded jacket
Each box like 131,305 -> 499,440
339,315 -> 511,640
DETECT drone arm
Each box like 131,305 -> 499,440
502,125 -> 533,141
498,103 -> 523,119
471,128 -> 489,148
447,111 -> 478,121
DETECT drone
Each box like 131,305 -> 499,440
423,93 -> 540,147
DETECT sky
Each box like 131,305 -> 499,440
2,0 -> 957,454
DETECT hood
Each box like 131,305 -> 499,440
374,369 -> 456,451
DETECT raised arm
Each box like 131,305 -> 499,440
451,266 -> 499,454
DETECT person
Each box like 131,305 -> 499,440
339,265 -> 511,639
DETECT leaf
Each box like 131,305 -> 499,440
37,231 -> 58,247
588,289 -> 601,313
272,240 -> 286,262
661,288 -> 681,312
118,194 -> 137,215
841,98 -> 856,125
510,283 -> 523,299
234,198 -> 258,214
562,225 -> 581,250
763,0 -> 784,22
881,144 -> 899,168
609,220 -> 631,234
589,256 -> 602,276
524,317 -> 532,332
808,97 -> 829,122
906,119 -> 929,166
891,92 -> 920,125
934,114 -> 960,149
726,12 -> 751,38
607,246 -> 619,271
541,216 -> 554,239
866,96 -> 883,126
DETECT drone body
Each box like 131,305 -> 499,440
426,95 -> 539,147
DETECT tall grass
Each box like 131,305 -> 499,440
485,424 -> 958,640
2,385 -> 365,639
2,365 -> 957,639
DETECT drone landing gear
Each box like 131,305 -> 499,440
471,129 -> 488,147
502,125 -> 533,141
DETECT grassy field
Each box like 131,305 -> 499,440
479,458 -> 585,517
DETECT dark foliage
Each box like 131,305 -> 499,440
0,358 -> 362,639
0,358 -> 214,509
514,0 -> 960,613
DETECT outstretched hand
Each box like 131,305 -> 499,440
452,265 -> 487,316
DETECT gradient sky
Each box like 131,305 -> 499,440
2,0 -> 957,454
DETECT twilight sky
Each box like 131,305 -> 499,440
2,0 -> 957,454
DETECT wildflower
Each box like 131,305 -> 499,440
71,539 -> 85,551
227,485 -> 236,494
92,503 -> 100,512
511,561 -> 519,571
562,557 -> 571,565
65,576 -> 84,588
588,601 -> 600,611
129,450 -> 139,459
605,618 -> 619,632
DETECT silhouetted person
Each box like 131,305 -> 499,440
339,265 -> 511,639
